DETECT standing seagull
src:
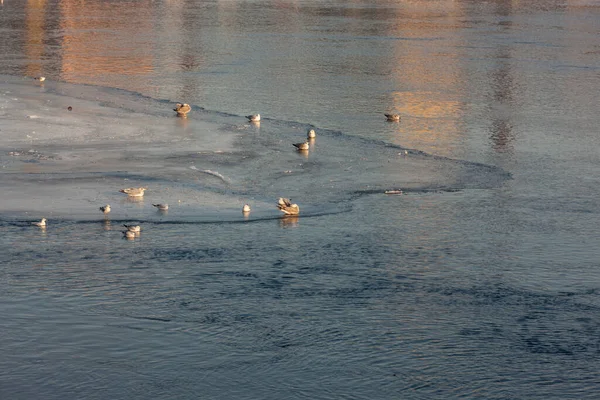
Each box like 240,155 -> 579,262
123,224 -> 141,233
119,187 -> 147,197
174,103 -> 191,117
293,141 -> 310,151
277,198 -> 300,215
307,129 -> 316,139
32,218 -> 47,227
246,114 -> 260,122
242,204 -> 251,213
99,204 -> 111,214
385,113 -> 401,122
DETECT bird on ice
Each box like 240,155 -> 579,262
32,218 -> 47,227
174,103 -> 191,117
152,203 -> 169,211
277,198 -> 300,215
246,114 -> 260,122
123,230 -> 136,239
293,141 -> 310,151
123,224 -> 141,233
34,76 -> 46,82
242,204 -> 251,213
385,113 -> 401,122
307,129 -> 316,139
119,187 -> 147,197
99,205 -> 111,214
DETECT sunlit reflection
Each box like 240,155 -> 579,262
25,0 -> 46,79
175,115 -> 191,134
57,0 -> 155,84
123,196 -> 145,205
279,215 -> 299,228
296,149 -> 309,159
388,91 -> 464,155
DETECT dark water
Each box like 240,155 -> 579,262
1,1 -> 599,399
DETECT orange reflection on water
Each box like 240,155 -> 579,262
388,90 -> 464,155
381,1 -> 467,157
25,0 -> 46,78
57,0 -> 154,83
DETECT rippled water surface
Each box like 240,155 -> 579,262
1,1 -> 599,399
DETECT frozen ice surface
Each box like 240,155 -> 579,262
0,75 -> 509,222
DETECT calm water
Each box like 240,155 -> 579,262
1,1 -> 599,399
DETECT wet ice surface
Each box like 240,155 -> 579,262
0,75 -> 509,223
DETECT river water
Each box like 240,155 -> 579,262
0,1 -> 599,399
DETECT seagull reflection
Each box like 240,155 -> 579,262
297,149 -> 309,159
124,196 -> 145,204
279,215 -> 299,228
176,116 -> 189,129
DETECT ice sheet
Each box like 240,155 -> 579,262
0,75 -> 510,222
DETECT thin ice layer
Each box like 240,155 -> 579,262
0,75 -> 510,221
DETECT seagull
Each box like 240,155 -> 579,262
174,103 -> 191,117
152,203 -> 168,211
32,218 -> 47,227
123,224 -> 141,233
385,113 -> 401,122
123,230 -> 136,239
307,129 -> 316,139
34,76 -> 46,82
99,204 -> 111,214
119,187 -> 147,197
293,141 -> 310,151
277,198 -> 300,215
246,114 -> 260,122
242,204 -> 251,213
